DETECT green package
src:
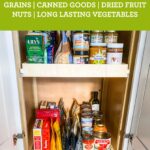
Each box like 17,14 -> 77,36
25,35 -> 44,63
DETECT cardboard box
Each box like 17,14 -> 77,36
25,35 -> 44,63
33,119 -> 43,150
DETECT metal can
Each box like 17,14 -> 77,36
89,43 -> 107,64
73,55 -> 89,64
73,31 -> 90,51
83,134 -> 94,150
94,132 -> 111,150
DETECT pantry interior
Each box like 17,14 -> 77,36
12,31 -> 139,150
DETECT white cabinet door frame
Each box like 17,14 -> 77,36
0,31 -> 24,150
123,31 -> 150,150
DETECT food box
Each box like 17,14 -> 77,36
25,35 -> 44,63
33,119 -> 43,150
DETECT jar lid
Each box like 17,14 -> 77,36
90,43 -> 107,47
107,43 -> 124,48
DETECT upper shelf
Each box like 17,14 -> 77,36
20,63 -> 129,78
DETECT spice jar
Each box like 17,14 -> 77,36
89,43 -> 107,64
107,43 -> 124,64
90,31 -> 104,45
104,31 -> 118,43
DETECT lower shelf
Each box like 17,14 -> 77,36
21,63 -> 129,78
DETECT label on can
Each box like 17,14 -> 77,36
90,35 -> 103,45
73,33 -> 90,50
94,138 -> 111,150
107,53 -> 123,64
83,139 -> 94,150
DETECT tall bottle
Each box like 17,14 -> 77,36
91,91 -> 100,116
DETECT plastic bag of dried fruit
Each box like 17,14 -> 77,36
54,31 -> 73,64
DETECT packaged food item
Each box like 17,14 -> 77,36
90,31 -> 104,45
93,113 -> 104,126
81,117 -> 93,127
51,120 -> 56,150
94,132 -> 111,150
25,35 -> 44,63
74,50 -> 89,55
104,31 -> 118,43
33,119 -> 43,150
82,134 -> 94,150
53,119 -> 62,150
42,120 -> 50,150
54,31 -> 73,64
73,55 -> 89,64
40,101 -> 48,109
89,43 -> 107,64
107,43 -> 124,64
82,127 -> 93,135
73,31 -> 90,51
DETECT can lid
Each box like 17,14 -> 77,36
90,43 -> 107,47
107,43 -> 124,48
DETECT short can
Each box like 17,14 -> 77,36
94,132 -> 111,150
83,134 -> 94,150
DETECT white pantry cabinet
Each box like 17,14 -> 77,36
0,31 -> 149,150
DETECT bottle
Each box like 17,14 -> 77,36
91,91 -> 100,116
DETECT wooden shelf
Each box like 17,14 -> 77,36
20,63 -> 129,78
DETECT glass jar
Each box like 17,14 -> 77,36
104,31 -> 118,43
107,43 -> 124,64
89,43 -> 107,64
90,31 -> 104,45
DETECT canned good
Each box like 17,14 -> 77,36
107,43 -> 124,64
94,132 -> 111,150
74,50 -> 89,55
83,134 -> 94,150
104,31 -> 118,43
89,43 -> 107,64
82,127 -> 93,135
93,113 -> 104,126
93,124 -> 107,132
73,55 -> 89,64
90,31 -> 104,45
81,117 -> 93,127
73,31 -> 90,51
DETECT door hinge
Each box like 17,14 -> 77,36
13,132 -> 25,146
125,133 -> 134,143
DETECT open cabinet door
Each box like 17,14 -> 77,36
123,31 -> 150,150
0,31 -> 24,150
